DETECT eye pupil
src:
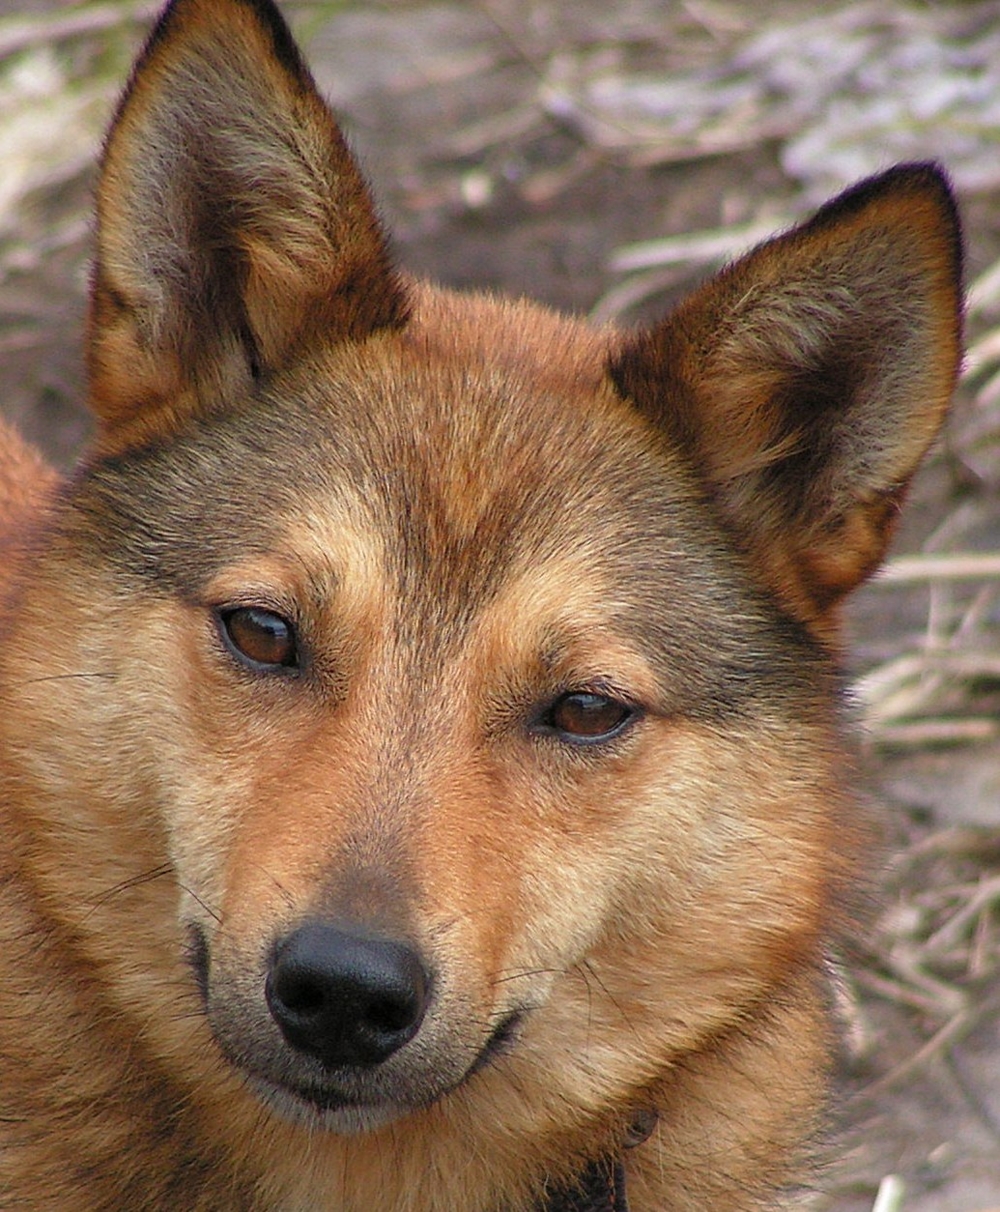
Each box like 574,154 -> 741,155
221,607 -> 297,669
548,693 -> 631,740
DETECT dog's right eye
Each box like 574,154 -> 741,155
218,607 -> 298,671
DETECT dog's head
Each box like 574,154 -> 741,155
5,0 -> 961,1147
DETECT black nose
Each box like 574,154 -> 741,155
265,923 -> 429,1068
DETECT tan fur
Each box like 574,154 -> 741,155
0,1 -> 962,1209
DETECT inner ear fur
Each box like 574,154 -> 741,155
609,163 -> 963,636
88,0 -> 407,445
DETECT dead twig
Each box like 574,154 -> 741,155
873,553 -> 1000,585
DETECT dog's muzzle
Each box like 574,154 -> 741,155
190,915 -> 531,1133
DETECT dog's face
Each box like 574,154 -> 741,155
3,0 -> 960,1147
58,293 -> 837,1132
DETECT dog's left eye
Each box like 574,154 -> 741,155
218,607 -> 298,671
540,692 -> 636,743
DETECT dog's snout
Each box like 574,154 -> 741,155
265,923 -> 429,1068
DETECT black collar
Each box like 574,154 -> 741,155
535,1107 -> 657,1211
540,1156 -> 628,1212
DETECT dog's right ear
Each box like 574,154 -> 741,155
87,0 -> 407,449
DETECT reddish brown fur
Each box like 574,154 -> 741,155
0,418 -> 59,601
0,1 -> 962,1209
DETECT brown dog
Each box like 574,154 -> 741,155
0,1 -> 962,1208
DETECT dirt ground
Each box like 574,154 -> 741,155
2,2 -> 999,1209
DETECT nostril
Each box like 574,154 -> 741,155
266,923 -> 430,1069
272,969 -> 325,1016
368,994 -> 415,1034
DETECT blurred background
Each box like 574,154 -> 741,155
1,2 -> 999,1208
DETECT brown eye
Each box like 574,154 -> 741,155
219,607 -> 298,670
543,692 -> 635,743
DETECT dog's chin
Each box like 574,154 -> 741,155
247,1076 -> 415,1135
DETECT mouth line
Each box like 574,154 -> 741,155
467,1008 -> 525,1079
184,922 -> 210,1006
271,1009 -> 527,1115
243,1008 -> 527,1127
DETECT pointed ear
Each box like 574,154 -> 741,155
609,164 -> 963,638
87,0 -> 407,445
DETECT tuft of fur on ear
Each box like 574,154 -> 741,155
609,163 -> 963,639
87,0 -> 408,445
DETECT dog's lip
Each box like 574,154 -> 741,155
185,923 -> 210,1005
280,1081 -> 368,1113
247,1072 -> 414,1134
466,1008 -> 526,1079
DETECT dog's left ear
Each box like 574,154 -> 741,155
609,164 -> 962,637
87,0 -> 407,447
